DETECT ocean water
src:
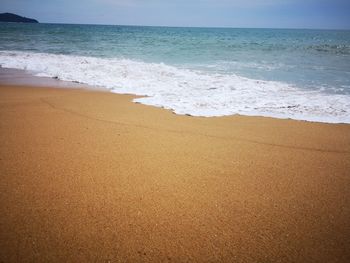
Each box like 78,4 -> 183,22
1,23 -> 350,123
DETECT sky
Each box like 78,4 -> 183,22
1,0 -> 350,29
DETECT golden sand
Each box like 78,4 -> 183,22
0,85 -> 349,262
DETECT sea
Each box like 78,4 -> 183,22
1,23 -> 350,123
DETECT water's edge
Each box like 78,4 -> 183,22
1,51 -> 349,124
1,66 -> 349,125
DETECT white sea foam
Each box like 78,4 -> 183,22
1,50 -> 349,123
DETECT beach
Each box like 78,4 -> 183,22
1,83 -> 349,262
1,26 -> 350,123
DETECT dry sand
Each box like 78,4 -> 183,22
0,84 -> 349,262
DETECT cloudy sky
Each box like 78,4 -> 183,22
1,0 -> 349,29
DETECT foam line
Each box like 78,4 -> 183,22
1,51 -> 349,123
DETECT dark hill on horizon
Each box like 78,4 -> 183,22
0,13 -> 38,23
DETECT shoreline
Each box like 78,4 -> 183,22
0,67 -> 108,91
1,67 -> 349,124
0,83 -> 349,262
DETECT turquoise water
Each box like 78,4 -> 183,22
1,23 -> 350,122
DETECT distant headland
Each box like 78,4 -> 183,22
0,13 -> 39,23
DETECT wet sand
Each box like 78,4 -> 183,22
0,84 -> 349,262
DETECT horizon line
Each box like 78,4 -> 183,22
6,20 -> 350,31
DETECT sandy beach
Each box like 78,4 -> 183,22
0,84 -> 350,262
